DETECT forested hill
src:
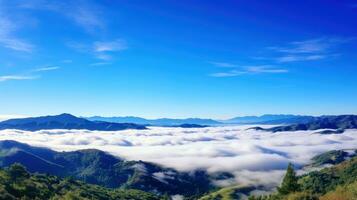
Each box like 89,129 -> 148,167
0,163 -> 163,200
0,140 -> 214,197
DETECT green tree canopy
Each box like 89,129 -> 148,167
8,163 -> 30,181
278,163 -> 300,195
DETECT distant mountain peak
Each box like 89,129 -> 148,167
57,113 -> 77,117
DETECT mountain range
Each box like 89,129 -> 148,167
1,114 -> 356,133
265,115 -> 357,132
0,140 -> 216,197
222,114 -> 315,124
86,116 -> 222,126
0,113 -> 146,131
86,114 -> 316,126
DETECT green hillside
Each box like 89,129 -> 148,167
0,163 -> 162,200
249,155 -> 357,200
0,140 -> 214,197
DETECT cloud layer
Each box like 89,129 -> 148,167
0,126 -> 356,188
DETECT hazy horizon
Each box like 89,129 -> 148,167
1,112 -> 356,122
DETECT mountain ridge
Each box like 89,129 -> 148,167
86,116 -> 222,126
86,114 -> 317,125
266,115 -> 357,132
0,113 -> 147,131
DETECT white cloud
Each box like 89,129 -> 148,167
246,66 -> 288,73
94,40 -> 127,52
34,66 -> 60,72
90,62 -> 111,66
276,54 -> 326,63
209,62 -> 237,68
210,70 -> 244,77
0,15 -> 33,52
268,37 -> 351,63
269,38 -> 345,54
67,39 -> 127,61
18,0 -> 104,31
210,66 -> 288,77
0,75 -> 37,82
1,125 -> 356,188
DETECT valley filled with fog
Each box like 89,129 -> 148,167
1,125 -> 356,188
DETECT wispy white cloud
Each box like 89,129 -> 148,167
18,0 -> 104,31
0,15 -> 34,52
210,66 -> 288,77
94,40 -> 127,52
90,62 -> 111,66
0,75 -> 38,82
210,71 -> 244,77
33,66 -> 60,72
67,4 -> 103,31
246,66 -> 288,73
93,40 -> 127,61
68,39 -> 127,61
0,38 -> 34,52
276,54 -> 326,63
95,54 -> 112,61
268,38 -> 346,54
209,62 -> 237,68
268,37 -> 351,63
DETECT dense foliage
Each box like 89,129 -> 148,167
310,150 -> 355,167
249,155 -> 357,200
0,163 -> 162,200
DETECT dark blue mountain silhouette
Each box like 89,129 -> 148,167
0,113 -> 146,131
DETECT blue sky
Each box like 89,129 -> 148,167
0,0 -> 357,119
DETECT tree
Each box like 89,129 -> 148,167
8,163 -> 29,181
278,163 -> 300,195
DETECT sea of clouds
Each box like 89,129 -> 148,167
0,125 -> 356,188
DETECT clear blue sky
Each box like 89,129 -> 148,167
0,0 -> 356,119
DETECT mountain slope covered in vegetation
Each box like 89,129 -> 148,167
0,163 -> 163,200
0,140 -> 214,197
